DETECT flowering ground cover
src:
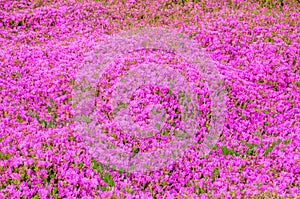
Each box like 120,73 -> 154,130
0,0 -> 300,198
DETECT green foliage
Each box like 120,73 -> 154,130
16,114 -> 23,123
118,167 -> 124,175
91,157 -> 103,176
33,98 -> 60,128
263,140 -> 276,156
245,142 -> 258,156
41,120 -> 47,128
0,152 -> 12,160
211,167 -> 219,183
77,162 -> 84,170
103,172 -> 115,187
221,146 -> 240,156
296,82 -> 300,90
155,123 -> 161,131
167,89 -> 173,97
161,128 -> 170,136
82,114 -> 91,123
284,138 -> 292,145
131,145 -> 140,155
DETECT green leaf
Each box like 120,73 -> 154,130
189,33 -> 197,39
97,166 -> 103,176
130,165 -> 135,170
131,145 -> 139,155
263,141 -> 276,156
212,167 -> 219,183
221,146 -> 229,155
170,79 -> 174,89
173,130 -> 178,137
103,172 -> 115,187
221,146 -> 237,156
151,109 -> 157,115
93,160 -> 103,175
284,138 -> 291,145
142,164 -> 150,169
155,123 -> 161,131
277,139 -> 281,145
212,145 -> 217,150
82,114 -> 91,123
241,102 -> 247,109
47,106 -> 52,113
296,82 -> 300,90
246,142 -> 258,149
16,114 -> 23,123
98,185 -> 107,191
204,120 -> 209,128
48,120 -> 53,128
41,120 -> 47,128
77,162 -> 84,170
168,89 -> 173,97
118,167 -> 124,174
118,102 -> 128,109
161,128 -> 170,136
52,112 -> 57,120
16,72 -> 21,78
271,140 -> 276,147
245,142 -> 258,155
91,159 -> 98,169
263,146 -> 272,156
122,138 -> 129,145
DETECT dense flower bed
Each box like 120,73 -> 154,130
0,0 -> 299,198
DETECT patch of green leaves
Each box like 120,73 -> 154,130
221,146 -> 240,156
211,167 -> 219,183
284,138 -> 292,145
91,157 -> 104,177
296,82 -> 300,90
41,120 -> 47,128
245,142 -> 258,156
16,114 -> 23,123
189,32 -> 197,40
155,122 -> 161,131
131,145 -> 140,155
167,89 -> 173,97
34,98 -> 60,128
103,172 -> 115,187
50,185 -> 59,198
160,128 -> 170,136
0,152 -> 12,160
118,167 -> 124,174
77,162 -> 84,170
82,114 -> 91,123
263,140 -> 276,156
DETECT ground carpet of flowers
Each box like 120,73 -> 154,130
0,0 -> 299,198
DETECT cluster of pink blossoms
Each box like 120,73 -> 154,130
0,0 -> 299,198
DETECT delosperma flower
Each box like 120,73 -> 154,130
0,0 -> 299,198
